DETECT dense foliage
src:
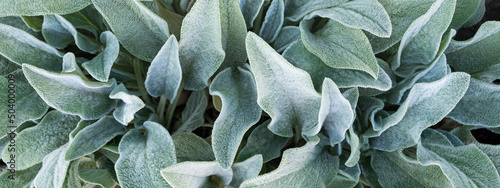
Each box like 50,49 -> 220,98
1,0 -> 499,187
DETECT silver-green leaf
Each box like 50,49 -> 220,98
258,0 -> 284,43
82,31 -> 120,82
0,0 -> 92,17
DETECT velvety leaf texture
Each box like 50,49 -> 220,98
177,90 -> 208,133
161,161 -> 233,187
82,31 -> 120,82
0,0 -> 92,17
284,0 -> 347,22
239,0 -> 265,28
237,120 -> 289,163
220,0 -> 248,69
109,83 -> 145,125
258,0 -> 284,43
246,32 -> 321,137
172,132 -> 215,162
33,144 -> 71,188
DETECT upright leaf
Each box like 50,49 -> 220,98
237,120 -> 289,163
177,90 -> 208,133
115,121 -> 176,188
284,0 -> 347,22
449,0 -> 481,29
0,23 -> 63,72
161,161 -> 233,187
92,0 -> 170,61
0,0 -> 91,17
239,0 -> 265,28
301,19 -> 379,78
210,67 -> 261,169
179,0 -> 225,90
34,144 -> 71,188
22,64 -> 116,120
258,0 -> 284,43
246,32 -> 321,137
219,0 -> 248,69
230,155 -> 263,187
0,164 -> 41,188
109,84 -> 145,125
304,0 -> 392,37
172,132 -> 215,162
370,73 -> 470,151
82,31 -> 120,82
1,111 -> 79,170
144,35 -> 182,101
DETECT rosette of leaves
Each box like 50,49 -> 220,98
1,0 -> 500,187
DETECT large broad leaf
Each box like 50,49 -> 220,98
65,116 -> 125,161
237,120 -> 289,163
283,0 -> 347,22
1,16 -> 43,38
368,0 -> 435,53
239,0 -> 265,28
246,32 -> 321,137
109,83 -> 145,125
145,35 -> 182,101
371,150 -> 452,187
176,90 -> 208,133
0,55 -> 21,76
178,0 -> 225,90
417,129 -> 500,188
0,0 -> 91,17
446,21 -> 500,73
22,64 -> 116,120
1,110 -> 79,170
41,14 -> 100,53
240,136 -> 340,187
449,0 -> 481,29
0,23 -> 63,72
0,164 -> 41,188
370,72 -> 470,151
0,70 -> 48,139
172,132 -> 215,162
219,0 -> 248,70
282,40 -> 391,92
161,161 -> 233,187
33,144 -> 71,188
319,78 -> 354,146
115,121 -> 176,188
230,155 -> 263,187
210,67 -> 261,169
304,0 -> 391,37
391,0 -> 456,70
301,19 -> 379,78
82,31 -> 120,82
258,0 -> 284,43
448,78 -> 500,127
92,0 -> 170,61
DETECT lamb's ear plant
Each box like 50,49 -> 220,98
1,0 -> 500,187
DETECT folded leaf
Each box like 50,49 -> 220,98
301,19 -> 379,78
65,116 -> 125,161
284,0 -> 347,22
144,35 -> 182,101
282,40 -> 391,92
304,0 -> 391,37
0,0 -> 91,17
449,0 -> 481,29
110,84 -> 145,125
448,78 -> 500,127
210,67 -> 261,169
246,32 -> 321,137
179,0 -> 225,90
82,31 -> 120,82
372,150 -> 452,188
0,23 -> 63,72
230,155 -> 263,187
259,0 -> 284,43
240,136 -> 339,187
22,64 -> 116,120
1,110 -> 79,170
237,120 -> 288,163
177,90 -> 208,133
115,121 -> 176,188
92,0 -> 170,61
42,14 -> 100,53
318,78 -> 354,146
370,72 -> 470,151
219,0 -> 248,69
161,161 -> 233,187
34,144 -> 71,188
172,132 -> 215,162
239,0 -> 265,28
418,129 -> 500,188
446,21 -> 500,73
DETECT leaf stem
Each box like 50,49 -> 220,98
166,79 -> 185,131
157,94 -> 168,125
133,58 -> 153,105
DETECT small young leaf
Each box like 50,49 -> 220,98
258,0 -> 284,43
210,67 -> 261,169
304,0 -> 392,37
237,120 -> 288,163
109,83 -> 145,125
33,144 -> 71,188
172,132 -> 215,162
284,0 -> 347,22
1,110 -> 79,170
246,32 -> 321,137
0,0 -> 92,17
22,64 -> 117,120
65,116 -> 125,161
219,0 -> 248,69
0,23 -> 63,72
82,31 -> 120,82
92,0 -> 170,61
300,19 -> 379,78
179,0 -> 225,90
115,121 -> 176,188
161,161 -> 233,187
177,90 -> 208,133
144,35 -> 182,101
42,14 -> 100,53
239,0 -> 265,28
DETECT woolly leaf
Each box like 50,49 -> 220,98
161,161 -> 233,187
230,155 -> 263,187
41,14 -> 100,53
219,0 -> 248,69
284,0 -> 347,22
0,0 -> 91,17
259,0 -> 284,43
172,132 -> 215,162
82,31 -> 120,82
237,120 -> 288,163
109,83 -> 145,125
33,144 -> 71,188
177,90 -> 208,133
